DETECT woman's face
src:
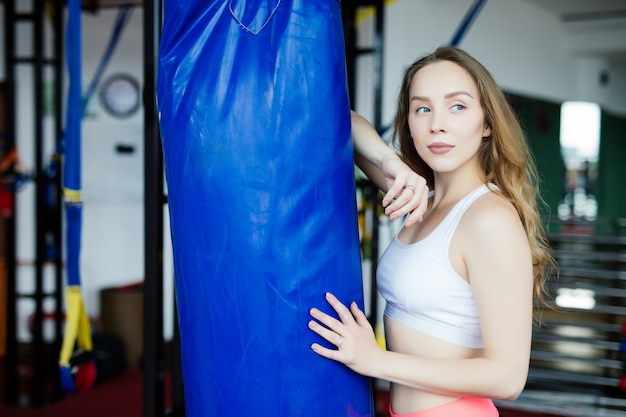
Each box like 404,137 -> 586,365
407,60 -> 491,178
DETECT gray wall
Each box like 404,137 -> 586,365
1,1 -> 624,341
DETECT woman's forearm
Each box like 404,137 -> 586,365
351,111 -> 397,192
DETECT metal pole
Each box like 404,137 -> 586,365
31,0 -> 46,405
3,0 -> 18,404
52,0 -> 66,401
143,1 -> 165,416
450,0 -> 488,47
372,0 -> 384,130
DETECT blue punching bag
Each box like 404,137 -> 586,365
157,1 -> 373,416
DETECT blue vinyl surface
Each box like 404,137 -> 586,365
157,1 -> 373,415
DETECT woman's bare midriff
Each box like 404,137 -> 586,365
383,316 -> 483,414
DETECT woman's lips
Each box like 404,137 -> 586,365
427,142 -> 454,154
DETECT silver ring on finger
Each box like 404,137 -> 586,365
336,337 -> 343,348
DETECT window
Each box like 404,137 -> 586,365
558,101 -> 601,220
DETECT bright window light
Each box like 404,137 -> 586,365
555,288 -> 596,310
560,101 -> 601,168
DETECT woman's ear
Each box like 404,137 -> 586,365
483,125 -> 492,138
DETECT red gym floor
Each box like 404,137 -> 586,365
0,359 -> 564,417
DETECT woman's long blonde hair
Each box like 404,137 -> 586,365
392,46 -> 555,306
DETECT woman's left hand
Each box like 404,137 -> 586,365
309,292 -> 384,377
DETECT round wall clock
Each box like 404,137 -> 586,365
100,73 -> 141,118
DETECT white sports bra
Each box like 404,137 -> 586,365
377,184 -> 496,349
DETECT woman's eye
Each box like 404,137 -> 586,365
451,104 -> 465,111
416,106 -> 430,114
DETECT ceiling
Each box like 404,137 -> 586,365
82,0 -> 626,65
521,0 -> 626,65
81,0 -> 143,12
522,0 -> 626,16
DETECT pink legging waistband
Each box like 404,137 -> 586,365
389,397 -> 499,417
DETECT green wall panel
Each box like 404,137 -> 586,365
596,110 -> 626,220
508,94 -> 565,221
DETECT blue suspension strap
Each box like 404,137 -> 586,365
449,0 -> 488,47
81,5 -> 133,113
59,0 -> 96,394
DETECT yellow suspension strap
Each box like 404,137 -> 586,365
59,284 -> 96,393
59,188 -> 96,393
59,0 -> 96,393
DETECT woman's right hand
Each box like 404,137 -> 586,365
350,111 -> 428,226
379,153 -> 428,226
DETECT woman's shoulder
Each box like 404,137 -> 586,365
455,188 -> 530,272
461,188 -> 524,238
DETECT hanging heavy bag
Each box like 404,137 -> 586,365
157,1 -> 373,416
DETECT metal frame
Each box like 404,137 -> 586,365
3,0 -> 65,406
143,1 -> 168,416
341,0 -> 385,331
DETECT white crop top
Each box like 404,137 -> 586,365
377,184 -> 495,349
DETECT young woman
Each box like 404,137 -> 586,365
309,46 -> 554,417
